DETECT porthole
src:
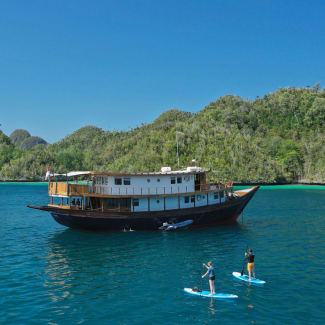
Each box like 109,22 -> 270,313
147,179 -> 150,183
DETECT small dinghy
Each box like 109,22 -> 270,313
159,219 -> 193,230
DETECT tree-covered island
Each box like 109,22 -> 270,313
1,86 -> 325,183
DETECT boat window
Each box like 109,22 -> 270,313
191,196 -> 195,203
177,176 -> 182,184
147,178 -> 150,183
133,199 -> 139,206
184,196 -> 189,203
115,178 -> 122,185
157,199 -> 160,204
184,175 -> 190,182
214,192 -> 219,199
105,177 -> 108,185
157,178 -> 160,182
171,177 -> 176,184
220,191 -> 224,198
123,178 -> 131,185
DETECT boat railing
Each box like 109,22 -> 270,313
48,181 -> 233,197
91,182 -> 232,196
49,182 -> 89,196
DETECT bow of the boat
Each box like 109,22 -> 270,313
233,185 -> 260,215
235,185 -> 260,198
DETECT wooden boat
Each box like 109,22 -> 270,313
28,165 -> 259,231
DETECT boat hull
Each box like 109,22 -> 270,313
28,186 -> 259,231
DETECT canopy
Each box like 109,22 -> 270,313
50,171 -> 91,177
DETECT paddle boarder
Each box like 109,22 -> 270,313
202,261 -> 215,295
245,248 -> 255,280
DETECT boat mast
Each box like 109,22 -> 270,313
175,131 -> 184,168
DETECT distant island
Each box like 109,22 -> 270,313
1,85 -> 324,184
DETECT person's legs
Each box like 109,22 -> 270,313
211,280 -> 215,294
252,265 -> 255,279
248,264 -> 252,280
209,279 -> 213,294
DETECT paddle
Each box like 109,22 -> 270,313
241,246 -> 248,276
200,264 -> 205,290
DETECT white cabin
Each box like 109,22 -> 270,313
93,167 -> 205,196
48,166 -> 230,212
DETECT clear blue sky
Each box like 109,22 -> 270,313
1,0 -> 324,143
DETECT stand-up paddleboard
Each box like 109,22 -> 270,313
184,288 -> 238,299
232,272 -> 266,284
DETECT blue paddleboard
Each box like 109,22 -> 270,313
184,288 -> 238,299
232,272 -> 266,284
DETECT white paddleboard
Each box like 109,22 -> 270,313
232,272 -> 266,284
184,288 -> 238,299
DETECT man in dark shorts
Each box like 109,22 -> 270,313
202,261 -> 215,295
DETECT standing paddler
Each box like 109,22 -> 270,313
202,261 -> 215,295
245,248 -> 256,280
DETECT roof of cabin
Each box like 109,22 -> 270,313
50,167 -> 210,178
91,168 -> 210,177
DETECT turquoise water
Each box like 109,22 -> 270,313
1,185 -> 325,324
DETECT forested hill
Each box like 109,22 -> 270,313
1,86 -> 325,183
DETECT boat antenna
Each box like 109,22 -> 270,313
175,131 -> 184,168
